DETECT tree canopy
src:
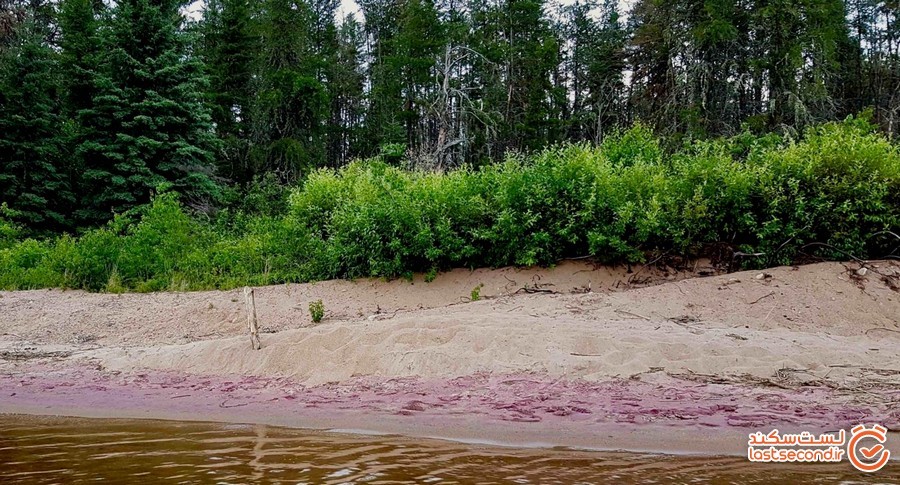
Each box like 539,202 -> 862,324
1,0 -> 899,234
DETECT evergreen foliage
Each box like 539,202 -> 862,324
0,17 -> 73,234
0,0 -> 899,287
74,0 -> 220,224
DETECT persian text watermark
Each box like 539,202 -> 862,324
748,425 -> 890,472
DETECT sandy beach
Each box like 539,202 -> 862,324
2,260 -> 899,455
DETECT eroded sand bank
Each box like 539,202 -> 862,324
2,260 -> 899,455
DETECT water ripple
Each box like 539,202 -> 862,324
0,416 -> 896,484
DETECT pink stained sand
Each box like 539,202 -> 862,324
3,364 -> 897,443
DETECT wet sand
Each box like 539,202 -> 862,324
2,363 -> 899,456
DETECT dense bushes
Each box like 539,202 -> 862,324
1,118 -> 897,292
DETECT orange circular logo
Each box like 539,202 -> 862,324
848,424 -> 891,473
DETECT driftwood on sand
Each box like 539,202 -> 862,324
244,287 -> 261,350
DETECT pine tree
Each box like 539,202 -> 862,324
468,0 -> 508,161
749,0 -> 850,130
467,0 -> 562,155
58,0 -> 101,118
250,0 -> 328,182
200,0 -> 258,183
687,0 -> 745,135
1,0 -> 54,46
360,0 -> 405,152
0,17 -> 74,232
563,0 -> 626,142
396,0 -> 446,148
416,0 -> 493,168
327,14 -> 366,165
306,0 -> 349,166
76,0 -> 220,223
869,0 -> 900,136
501,0 -> 563,151
628,0 -> 685,135
0,1 -> 25,51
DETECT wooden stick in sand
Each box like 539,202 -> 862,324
244,286 -> 262,350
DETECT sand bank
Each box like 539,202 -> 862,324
1,260 -> 899,455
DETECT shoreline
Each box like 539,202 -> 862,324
2,260 -> 900,459
2,364 -> 899,457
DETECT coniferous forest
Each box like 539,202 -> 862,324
1,0 -> 899,291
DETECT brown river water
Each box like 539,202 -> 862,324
1,415 -> 897,484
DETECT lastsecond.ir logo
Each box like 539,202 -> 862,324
848,424 -> 891,473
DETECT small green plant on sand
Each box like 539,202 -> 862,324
470,284 -> 484,302
309,299 -> 325,323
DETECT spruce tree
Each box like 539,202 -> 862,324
0,18 -> 74,232
250,0 -> 327,182
76,0 -> 220,223
200,0 -> 257,183
58,0 -> 102,118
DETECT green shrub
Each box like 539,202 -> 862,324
750,117 -> 900,264
483,146 -> 600,265
583,158 -> 668,263
666,139 -> 758,253
0,204 -> 21,250
63,227 -> 123,290
600,124 -> 662,167
115,193 -> 207,288
0,238 -> 58,289
309,299 -> 325,323
0,119 -> 896,292
424,267 -> 438,282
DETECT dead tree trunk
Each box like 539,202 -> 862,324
244,286 -> 261,350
